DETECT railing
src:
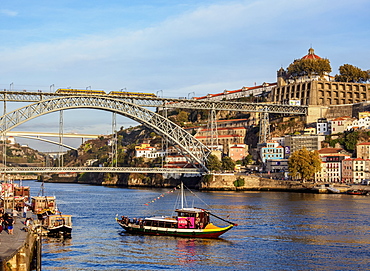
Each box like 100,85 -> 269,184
0,91 -> 308,114
0,167 -> 205,174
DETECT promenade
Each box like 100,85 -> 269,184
0,214 -> 38,271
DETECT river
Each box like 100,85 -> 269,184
24,180 -> 370,270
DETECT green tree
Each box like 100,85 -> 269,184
206,154 -> 222,172
287,58 -> 332,79
288,148 -> 321,182
242,154 -> 253,166
177,111 -> 189,123
221,156 -> 236,171
335,64 -> 369,83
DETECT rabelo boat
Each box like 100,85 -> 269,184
31,182 -> 72,237
116,182 -> 237,238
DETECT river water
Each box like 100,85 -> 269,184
25,180 -> 370,270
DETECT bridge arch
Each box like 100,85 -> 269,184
0,96 -> 210,171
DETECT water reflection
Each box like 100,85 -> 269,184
22,181 -> 370,270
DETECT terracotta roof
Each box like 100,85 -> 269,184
358,142 -> 370,145
318,148 -> 343,154
354,157 -> 365,161
332,116 -> 352,121
200,127 -> 246,132
195,135 -> 243,139
302,48 -> 321,60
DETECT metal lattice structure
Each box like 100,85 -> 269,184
0,166 -> 203,174
0,91 -> 308,114
0,96 -> 211,172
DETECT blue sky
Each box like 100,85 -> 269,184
0,0 -> 369,151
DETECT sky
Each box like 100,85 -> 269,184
0,0 -> 369,151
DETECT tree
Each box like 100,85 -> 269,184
288,148 -> 321,182
221,156 -> 236,171
177,111 -> 189,123
335,64 -> 369,83
242,154 -> 253,166
206,154 -> 222,172
287,58 -> 332,79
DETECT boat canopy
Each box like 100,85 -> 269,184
144,216 -> 177,223
175,207 -> 206,214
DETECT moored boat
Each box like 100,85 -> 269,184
116,183 -> 237,238
346,189 -> 369,195
43,213 -> 72,237
31,182 -> 73,237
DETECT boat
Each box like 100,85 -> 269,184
346,189 -> 369,195
31,182 -> 73,237
42,213 -> 72,237
116,182 -> 237,238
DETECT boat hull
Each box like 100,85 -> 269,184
117,219 -> 233,239
46,225 -> 72,237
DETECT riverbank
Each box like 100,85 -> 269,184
42,172 -> 370,193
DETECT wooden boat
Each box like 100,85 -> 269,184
346,189 -> 369,195
42,213 -> 72,237
116,183 -> 237,238
31,182 -> 73,237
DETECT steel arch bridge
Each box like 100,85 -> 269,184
0,96 -> 211,172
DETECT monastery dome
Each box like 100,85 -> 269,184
302,47 -> 321,60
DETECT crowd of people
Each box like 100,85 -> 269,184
0,208 -> 15,234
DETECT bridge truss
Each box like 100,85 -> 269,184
0,91 -> 308,114
0,96 -> 211,172
0,166 -> 203,174
0,91 -> 308,173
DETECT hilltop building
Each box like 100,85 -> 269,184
269,48 -> 370,123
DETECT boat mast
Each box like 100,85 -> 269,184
181,182 -> 184,209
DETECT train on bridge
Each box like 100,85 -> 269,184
56,88 -> 157,98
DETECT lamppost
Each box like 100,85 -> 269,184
50,84 -> 54,92
188,91 -> 195,99
156,90 -> 163,98
9,82 -> 13,91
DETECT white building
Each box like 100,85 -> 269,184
135,146 -> 165,159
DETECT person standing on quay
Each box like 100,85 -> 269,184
7,215 -> 14,234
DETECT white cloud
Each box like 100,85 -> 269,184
0,9 -> 18,17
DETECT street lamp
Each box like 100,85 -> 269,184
156,90 -> 163,98
9,82 -> 13,91
50,84 -> 54,92
188,91 -> 195,99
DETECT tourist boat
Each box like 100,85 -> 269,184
42,213 -> 72,237
346,189 -> 369,195
116,183 -> 237,238
31,182 -> 73,237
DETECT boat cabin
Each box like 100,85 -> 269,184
14,186 -> 30,199
143,217 -> 177,228
44,214 -> 72,228
175,207 -> 210,229
31,196 -> 56,213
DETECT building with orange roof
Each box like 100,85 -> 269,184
228,144 -> 248,161
135,145 -> 165,159
317,147 -> 348,156
347,116 -> 370,131
330,116 -> 355,133
321,154 -> 351,182
260,140 -> 284,163
193,82 -> 276,102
